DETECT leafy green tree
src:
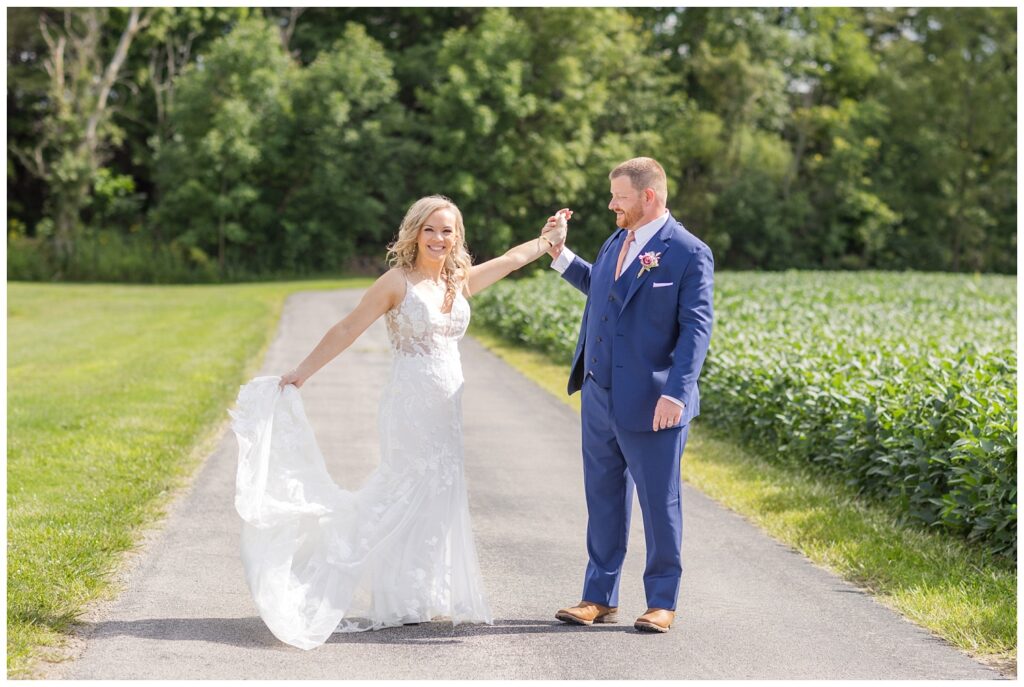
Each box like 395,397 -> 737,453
273,23 -> 407,272
417,7 -> 674,260
153,18 -> 403,275
782,8 -> 898,269
643,9 -> 796,264
7,7 -> 1017,278
874,8 -> 1016,272
9,8 -> 154,270
7,8 -> 52,235
110,8 -> 250,251
152,17 -> 291,275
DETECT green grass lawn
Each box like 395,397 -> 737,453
469,324 -> 1017,676
6,278 -> 373,678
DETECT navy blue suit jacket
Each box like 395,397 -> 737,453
560,214 -> 714,432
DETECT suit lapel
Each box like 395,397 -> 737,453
595,229 -> 626,294
621,215 -> 674,311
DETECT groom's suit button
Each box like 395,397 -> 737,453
591,356 -> 597,363
597,337 -> 603,343
602,316 -> 608,322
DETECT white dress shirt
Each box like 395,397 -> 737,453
550,211 -> 684,411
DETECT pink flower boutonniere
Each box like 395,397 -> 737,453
637,251 -> 662,277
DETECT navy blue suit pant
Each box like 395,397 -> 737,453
580,376 -> 687,611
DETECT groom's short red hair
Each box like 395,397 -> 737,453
610,157 -> 667,205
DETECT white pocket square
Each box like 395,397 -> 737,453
652,282 -> 674,288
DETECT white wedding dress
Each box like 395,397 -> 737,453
228,277 -> 493,650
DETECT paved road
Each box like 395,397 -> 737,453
54,289 -> 1004,679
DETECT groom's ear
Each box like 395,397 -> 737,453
643,187 -> 657,205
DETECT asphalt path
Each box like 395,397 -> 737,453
53,288 -> 1004,679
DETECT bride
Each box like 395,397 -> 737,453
229,195 -> 569,650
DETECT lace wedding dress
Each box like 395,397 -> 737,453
229,277 -> 493,650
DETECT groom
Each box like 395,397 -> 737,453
546,157 -> 714,633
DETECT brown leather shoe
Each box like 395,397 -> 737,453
555,601 -> 618,626
634,607 -> 674,633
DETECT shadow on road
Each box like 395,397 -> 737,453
328,619 -> 632,645
78,617 -> 633,650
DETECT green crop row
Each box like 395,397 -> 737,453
472,270 -> 1017,557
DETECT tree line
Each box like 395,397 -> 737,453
7,7 -> 1017,281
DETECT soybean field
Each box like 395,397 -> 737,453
472,270 -> 1017,557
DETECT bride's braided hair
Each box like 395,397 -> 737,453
386,195 -> 473,307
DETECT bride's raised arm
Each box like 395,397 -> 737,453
465,209 -> 571,297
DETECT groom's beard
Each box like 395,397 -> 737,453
615,203 -> 643,230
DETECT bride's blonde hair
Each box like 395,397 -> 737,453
387,195 -> 473,305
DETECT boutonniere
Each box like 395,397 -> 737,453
637,251 -> 662,277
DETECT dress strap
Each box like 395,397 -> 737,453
388,268 -> 412,313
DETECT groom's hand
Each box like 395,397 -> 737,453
541,208 -> 571,257
652,397 -> 683,431
541,216 -> 564,254
540,211 -> 569,244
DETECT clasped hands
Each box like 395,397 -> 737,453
539,208 -> 572,253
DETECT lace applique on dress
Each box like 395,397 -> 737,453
385,277 -> 470,358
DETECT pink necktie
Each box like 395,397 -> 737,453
614,231 -> 635,280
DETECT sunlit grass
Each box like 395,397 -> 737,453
7,278 -> 373,677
